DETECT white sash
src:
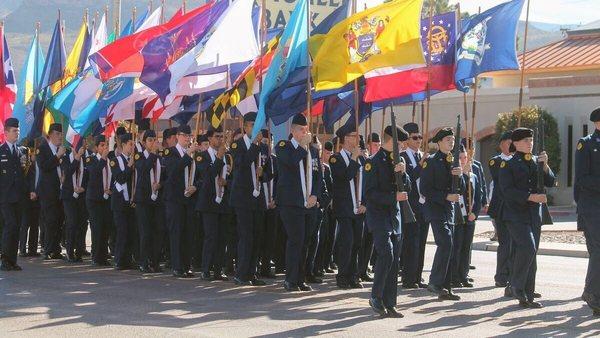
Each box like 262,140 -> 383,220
300,148 -> 313,208
148,151 -> 160,201
251,151 -> 260,198
184,155 -> 196,197
70,153 -> 84,199
341,150 -> 361,214
100,154 -> 111,200
116,156 -> 129,202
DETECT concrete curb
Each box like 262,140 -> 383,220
470,241 -> 589,259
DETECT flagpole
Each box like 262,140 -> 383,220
423,0 -> 434,152
517,0 -> 531,127
58,9 -> 67,141
411,102 -> 416,123
380,106 -> 385,136
305,0 -> 312,132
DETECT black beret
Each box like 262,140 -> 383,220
430,127 -> 454,143
94,135 -> 106,146
511,128 -> 533,142
403,122 -> 419,134
368,132 -> 380,143
291,113 -> 307,126
324,141 -> 333,151
163,127 -> 176,139
384,125 -> 409,141
590,107 -> 600,122
500,130 -> 512,141
143,129 -> 156,141
177,124 -> 191,135
4,117 -> 19,128
261,129 -> 271,139
243,112 -> 257,123
116,126 -> 127,136
119,133 -> 133,144
197,134 -> 209,143
49,123 -> 62,133
138,118 -> 151,131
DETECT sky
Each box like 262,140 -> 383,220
450,0 -> 600,25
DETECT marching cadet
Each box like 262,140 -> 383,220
330,124 -> 365,289
488,131 -> 514,293
421,127 -> 463,301
192,133 -> 209,272
60,144 -> 86,262
134,130 -> 163,273
158,128 -> 177,268
85,135 -> 112,266
110,133 -> 136,270
19,138 -> 41,257
196,126 -> 230,281
258,129 -> 278,279
452,145 -> 482,287
163,125 -> 198,278
276,113 -> 323,292
37,123 -> 66,260
0,118 -> 27,271
363,125 -> 410,318
314,140 -> 335,277
230,113 -> 267,286
356,136 -> 373,283
574,107 -> 600,317
499,127 -> 555,309
400,122 -> 428,289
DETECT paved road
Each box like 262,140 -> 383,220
1,246 -> 598,337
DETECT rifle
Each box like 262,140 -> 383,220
390,106 -> 416,224
452,115 -> 465,226
536,115 -> 553,225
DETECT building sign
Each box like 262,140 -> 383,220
265,0 -> 342,29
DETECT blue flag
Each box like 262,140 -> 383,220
251,0 -> 309,138
455,0 -> 525,92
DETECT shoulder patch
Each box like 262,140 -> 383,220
86,157 -> 91,163
446,154 -> 453,163
365,163 -> 372,171
59,158 -> 63,164
524,153 -> 532,161
164,148 -> 170,156
422,161 -> 427,169
110,160 -> 116,167
278,141 -> 286,148
231,142 -> 238,149
330,156 -> 336,164
489,159 -> 495,166
134,153 -> 140,160
196,155 -> 202,162
500,161 -> 506,168
577,142 -> 583,151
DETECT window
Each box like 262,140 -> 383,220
567,125 -> 573,187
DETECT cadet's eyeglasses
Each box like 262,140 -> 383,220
411,135 -> 423,140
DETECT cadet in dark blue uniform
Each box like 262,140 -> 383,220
110,133 -> 136,270
488,131 -> 514,293
421,127 -> 463,301
400,122 -> 428,289
0,118 -> 27,271
85,135 -> 112,266
37,123 -> 66,260
60,145 -> 86,262
19,138 -> 41,257
276,114 -> 323,292
258,129 -> 278,279
159,128 -> 177,268
314,140 -> 335,277
330,124 -> 365,289
230,113 -> 268,286
363,125 -> 410,318
575,107 -> 600,317
163,125 -> 199,278
499,127 -> 555,308
134,130 -> 163,273
195,126 -> 231,281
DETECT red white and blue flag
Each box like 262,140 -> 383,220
0,25 -> 17,141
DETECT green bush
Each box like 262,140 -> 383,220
495,106 -> 561,175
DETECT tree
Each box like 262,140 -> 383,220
495,106 -> 561,175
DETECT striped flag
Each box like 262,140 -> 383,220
0,25 -> 17,142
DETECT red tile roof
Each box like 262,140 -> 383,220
519,33 -> 600,71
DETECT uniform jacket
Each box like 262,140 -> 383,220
0,142 -> 27,204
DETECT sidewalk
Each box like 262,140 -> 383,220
427,206 -> 589,259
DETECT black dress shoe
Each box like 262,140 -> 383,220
306,275 -> 323,284
260,270 -> 277,279
214,273 -> 229,281
114,265 -> 129,271
418,282 -> 428,289
369,297 -> 387,316
469,265 -> 475,270
504,286 -> 514,298
402,283 -> 418,289
200,272 -> 213,280
533,292 -> 541,298
139,265 -> 153,273
427,284 -> 449,296
324,268 -> 335,273
314,270 -> 325,277
467,277 -> 474,283
337,281 -> 351,289
152,265 -> 163,273
439,291 -> 461,301
349,280 -> 364,289
0,263 -> 13,271
233,277 -> 251,286
385,307 -> 404,318
461,281 -> 474,288
360,274 -> 374,282
495,281 -> 508,288
82,251 -> 91,257
50,253 -> 64,260
43,254 -> 52,260
11,264 -> 22,271
251,278 -> 267,286
29,252 -> 41,257
594,309 -> 600,317
172,270 -> 186,277
526,300 -> 543,308
185,271 -> 195,278
283,281 -> 299,292
450,281 -> 463,288
298,282 -> 312,291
